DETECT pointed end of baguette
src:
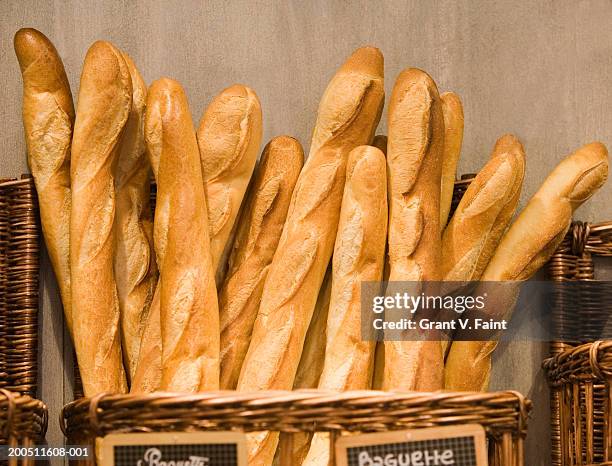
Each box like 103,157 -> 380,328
14,28 -> 51,69
267,135 -> 302,153
440,91 -> 463,116
341,46 -> 384,79
492,134 -> 524,158
394,68 -> 438,95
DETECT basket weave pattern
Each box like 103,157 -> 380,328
62,389 -> 531,466
545,221 -> 612,466
0,388 -> 47,466
0,177 -> 39,398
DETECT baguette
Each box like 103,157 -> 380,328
303,145 -> 387,466
439,92 -> 464,229
319,145 -> 387,390
196,85 -> 262,280
146,77 -> 220,392
70,41 -> 131,395
237,46 -> 384,466
445,142 -> 609,391
114,52 -> 157,382
383,68 -> 444,392
219,136 -> 303,389
441,134 -> 525,281
14,28 -> 75,334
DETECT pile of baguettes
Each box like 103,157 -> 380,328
15,27 -> 609,462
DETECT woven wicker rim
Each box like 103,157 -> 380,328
544,340 -> 612,385
0,388 -> 48,442
61,389 -> 531,440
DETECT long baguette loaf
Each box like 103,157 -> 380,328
219,136 -> 303,389
237,46 -> 384,466
146,77 -> 220,392
303,145 -> 387,466
70,41 -> 131,395
14,28 -> 75,334
445,142 -> 609,391
114,52 -> 157,382
439,92 -> 464,230
196,85 -> 262,280
383,68 -> 444,392
318,145 -> 387,390
441,134 -> 525,281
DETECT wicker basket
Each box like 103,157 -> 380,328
0,177 -> 40,398
61,389 -> 531,466
0,389 -> 48,466
544,221 -> 612,466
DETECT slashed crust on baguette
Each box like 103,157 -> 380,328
14,28 -> 75,334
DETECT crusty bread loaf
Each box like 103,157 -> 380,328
293,267 -> 332,390
383,68 -> 444,392
372,134 -> 387,155
14,28 -> 75,334
196,85 -> 262,281
439,92 -> 464,229
303,145 -> 387,466
441,134 -> 525,281
113,52 -> 157,382
237,46 -> 384,466
70,41 -> 131,395
445,142 -> 609,391
318,145 -> 387,390
219,136 -> 303,389
146,77 -> 220,392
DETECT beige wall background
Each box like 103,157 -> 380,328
2,0 -> 612,464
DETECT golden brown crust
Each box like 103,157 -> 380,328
445,142 -> 608,391
147,78 -> 220,392
318,146 -> 387,390
196,84 -> 263,280
302,146 -> 387,466
439,92 -> 464,230
237,46 -> 384,465
308,46 -> 384,158
113,52 -> 157,382
441,134 -> 525,281
70,40 -> 132,395
219,136 -> 303,389
14,28 -> 75,334
383,68 -> 444,392
483,142 -> 608,281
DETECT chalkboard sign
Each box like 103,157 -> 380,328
99,432 -> 247,466
335,424 -> 487,466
